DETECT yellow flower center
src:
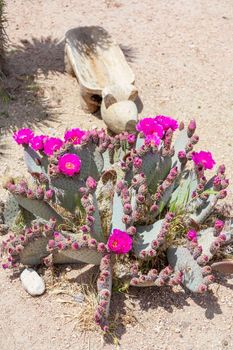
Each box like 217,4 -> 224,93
112,240 -> 118,248
65,162 -> 75,169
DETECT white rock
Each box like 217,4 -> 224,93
20,268 -> 45,296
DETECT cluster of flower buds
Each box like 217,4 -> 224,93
157,212 -> 175,244
130,265 -> 181,288
47,229 -> 99,254
138,212 -> 175,259
79,177 -> 98,236
213,164 -> 229,193
1,218 -> 57,269
130,268 -> 158,287
95,254 -> 112,332
4,178 -> 55,202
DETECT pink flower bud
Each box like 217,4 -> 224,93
218,164 -> 225,175
187,230 -> 197,241
71,242 -> 79,250
188,119 -> 196,132
19,235 -> 26,242
219,233 -> 226,241
178,150 -> 186,159
2,263 -> 9,269
116,180 -> 125,191
198,284 -> 207,293
127,226 -> 137,235
122,214 -> 132,225
139,250 -> 147,258
179,121 -> 185,130
169,166 -> 178,179
88,239 -> 97,248
148,249 -> 156,257
214,219 -> 224,232
98,242 -> 107,253
130,278 -> 139,286
80,225 -> 89,233
48,240 -> 55,249
57,241 -> 65,250
44,189 -> 54,200
86,177 -> 97,190
16,245 -> 24,253
86,215 -> 95,225
127,134 -> 136,144
123,203 -> 132,215
99,289 -> 110,299
213,176 -> 221,187
151,239 -> 159,249
150,204 -> 158,213
133,157 -> 142,169
204,275 -> 215,284
165,212 -> 175,222
54,231 -> 61,240
221,179 -> 229,189
202,266 -> 212,275
210,241 -> 220,253
217,190 -> 227,199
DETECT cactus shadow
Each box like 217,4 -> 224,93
0,36 -> 65,132
132,285 -> 222,321
104,291 -> 129,343
120,44 -> 138,64
132,286 -> 190,313
188,289 -> 222,319
213,271 -> 233,291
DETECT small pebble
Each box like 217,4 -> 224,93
73,293 -> 85,303
222,339 -> 228,347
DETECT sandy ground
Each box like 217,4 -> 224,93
0,0 -> 233,349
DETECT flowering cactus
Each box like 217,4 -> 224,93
1,116 -> 232,332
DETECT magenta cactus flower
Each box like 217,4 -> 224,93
58,153 -> 81,177
145,133 -> 162,146
107,229 -> 133,254
154,115 -> 178,131
43,137 -> 63,156
13,128 -> 34,145
192,151 -> 216,170
30,135 -> 46,151
64,128 -> 86,144
136,118 -> 164,138
187,230 -> 197,241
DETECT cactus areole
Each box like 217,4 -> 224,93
1,116 -> 232,332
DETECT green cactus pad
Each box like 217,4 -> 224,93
189,194 -> 217,224
110,192 -> 126,233
172,129 -> 189,170
20,235 -> 49,266
169,170 -> 198,213
50,175 -> 85,213
53,248 -> 102,265
198,227 -> 233,260
24,147 -> 47,174
13,194 -> 63,224
91,193 -> 105,242
167,246 -> 204,292
3,194 -> 20,226
133,219 -> 164,256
